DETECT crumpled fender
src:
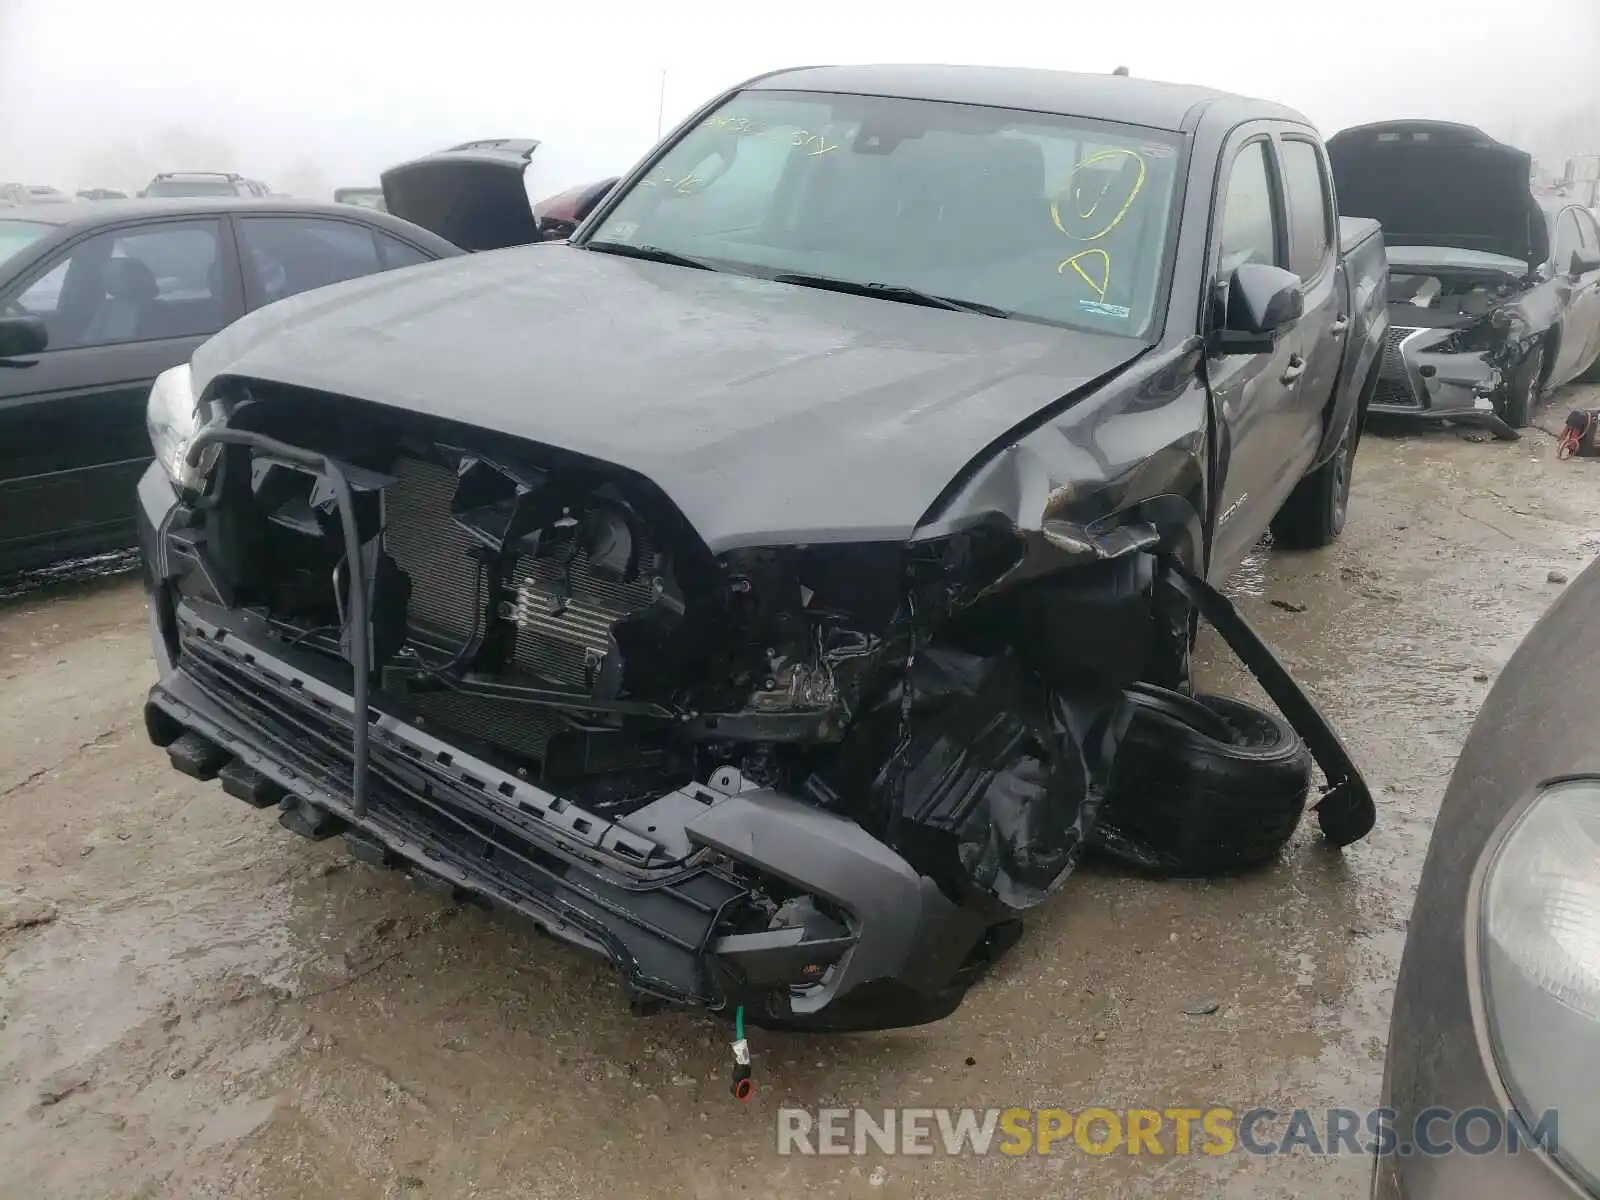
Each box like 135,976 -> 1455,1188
912,340 -> 1211,582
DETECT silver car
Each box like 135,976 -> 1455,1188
1329,121 -> 1600,434
1375,554 -> 1600,1196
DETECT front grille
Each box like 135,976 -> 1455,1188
1372,377 -> 1420,408
1381,326 -> 1416,373
1375,326 -> 1422,407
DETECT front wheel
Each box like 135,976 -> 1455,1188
1498,340 -> 1545,429
1090,687 -> 1313,877
1269,412 -> 1357,550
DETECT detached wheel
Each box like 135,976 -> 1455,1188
1270,411 -> 1358,550
1090,685 -> 1312,877
1499,340 -> 1545,429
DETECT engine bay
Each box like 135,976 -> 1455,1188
1387,270 -> 1518,319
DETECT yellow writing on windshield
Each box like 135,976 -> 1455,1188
1057,248 -> 1111,301
1052,148 -> 1147,242
638,173 -> 706,194
1050,148 -> 1147,306
704,114 -> 840,156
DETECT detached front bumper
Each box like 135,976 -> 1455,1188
1372,326 -> 1507,428
135,463 -> 995,1032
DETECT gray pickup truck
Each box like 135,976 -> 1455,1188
135,65 -> 1387,1035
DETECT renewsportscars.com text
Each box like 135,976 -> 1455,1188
776,1106 -> 1560,1158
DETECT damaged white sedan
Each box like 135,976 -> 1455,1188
1330,119 -> 1600,433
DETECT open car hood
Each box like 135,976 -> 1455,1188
379,138 -> 544,251
1327,121 -> 1548,269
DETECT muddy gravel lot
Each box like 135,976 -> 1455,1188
2,399 -> 1597,1200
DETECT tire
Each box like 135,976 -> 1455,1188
1499,340 -> 1546,429
1270,410 -> 1358,550
1090,687 -> 1312,877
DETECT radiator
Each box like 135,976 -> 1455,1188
382,454 -> 658,690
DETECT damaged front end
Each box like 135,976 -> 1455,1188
1328,121 -> 1557,437
139,371 -> 1371,1031
1376,268 -> 1551,436
139,374 -> 1188,1031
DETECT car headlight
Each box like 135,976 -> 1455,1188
1437,318 -> 1501,355
146,363 -> 216,491
1480,778 -> 1600,1190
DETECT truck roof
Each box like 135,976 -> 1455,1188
748,63 -> 1307,132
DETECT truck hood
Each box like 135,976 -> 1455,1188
379,139 -> 544,251
191,245 -> 1147,554
1327,121 -> 1548,269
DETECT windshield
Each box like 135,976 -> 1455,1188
0,219 -> 51,267
143,179 -> 238,197
586,89 -> 1183,336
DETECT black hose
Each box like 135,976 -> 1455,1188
186,429 -> 371,819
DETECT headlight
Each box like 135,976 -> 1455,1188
1481,778 -> 1600,1189
146,364 -> 216,490
1438,318 -> 1502,355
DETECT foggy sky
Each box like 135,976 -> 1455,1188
2,0 -> 1597,198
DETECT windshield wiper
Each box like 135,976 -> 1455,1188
584,241 -> 718,271
770,272 -> 1011,318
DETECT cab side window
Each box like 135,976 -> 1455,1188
1217,140 -> 1282,274
1279,138 -> 1333,280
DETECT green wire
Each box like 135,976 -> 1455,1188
735,1004 -> 745,1041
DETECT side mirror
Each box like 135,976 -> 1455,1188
1569,249 -> 1600,278
0,315 -> 47,358
1212,262 -> 1304,355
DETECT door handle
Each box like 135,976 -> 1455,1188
1330,316 -> 1349,335
1280,355 -> 1305,385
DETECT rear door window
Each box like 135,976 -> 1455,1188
237,216 -> 391,308
1278,138 -> 1333,280
375,232 -> 433,269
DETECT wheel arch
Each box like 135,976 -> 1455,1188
1535,323 -> 1560,389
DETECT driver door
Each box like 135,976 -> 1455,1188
0,216 -> 242,572
1204,133 -> 1303,584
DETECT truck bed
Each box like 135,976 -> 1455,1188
1339,215 -> 1382,254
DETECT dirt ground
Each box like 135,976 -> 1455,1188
2,396 -> 1597,1200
